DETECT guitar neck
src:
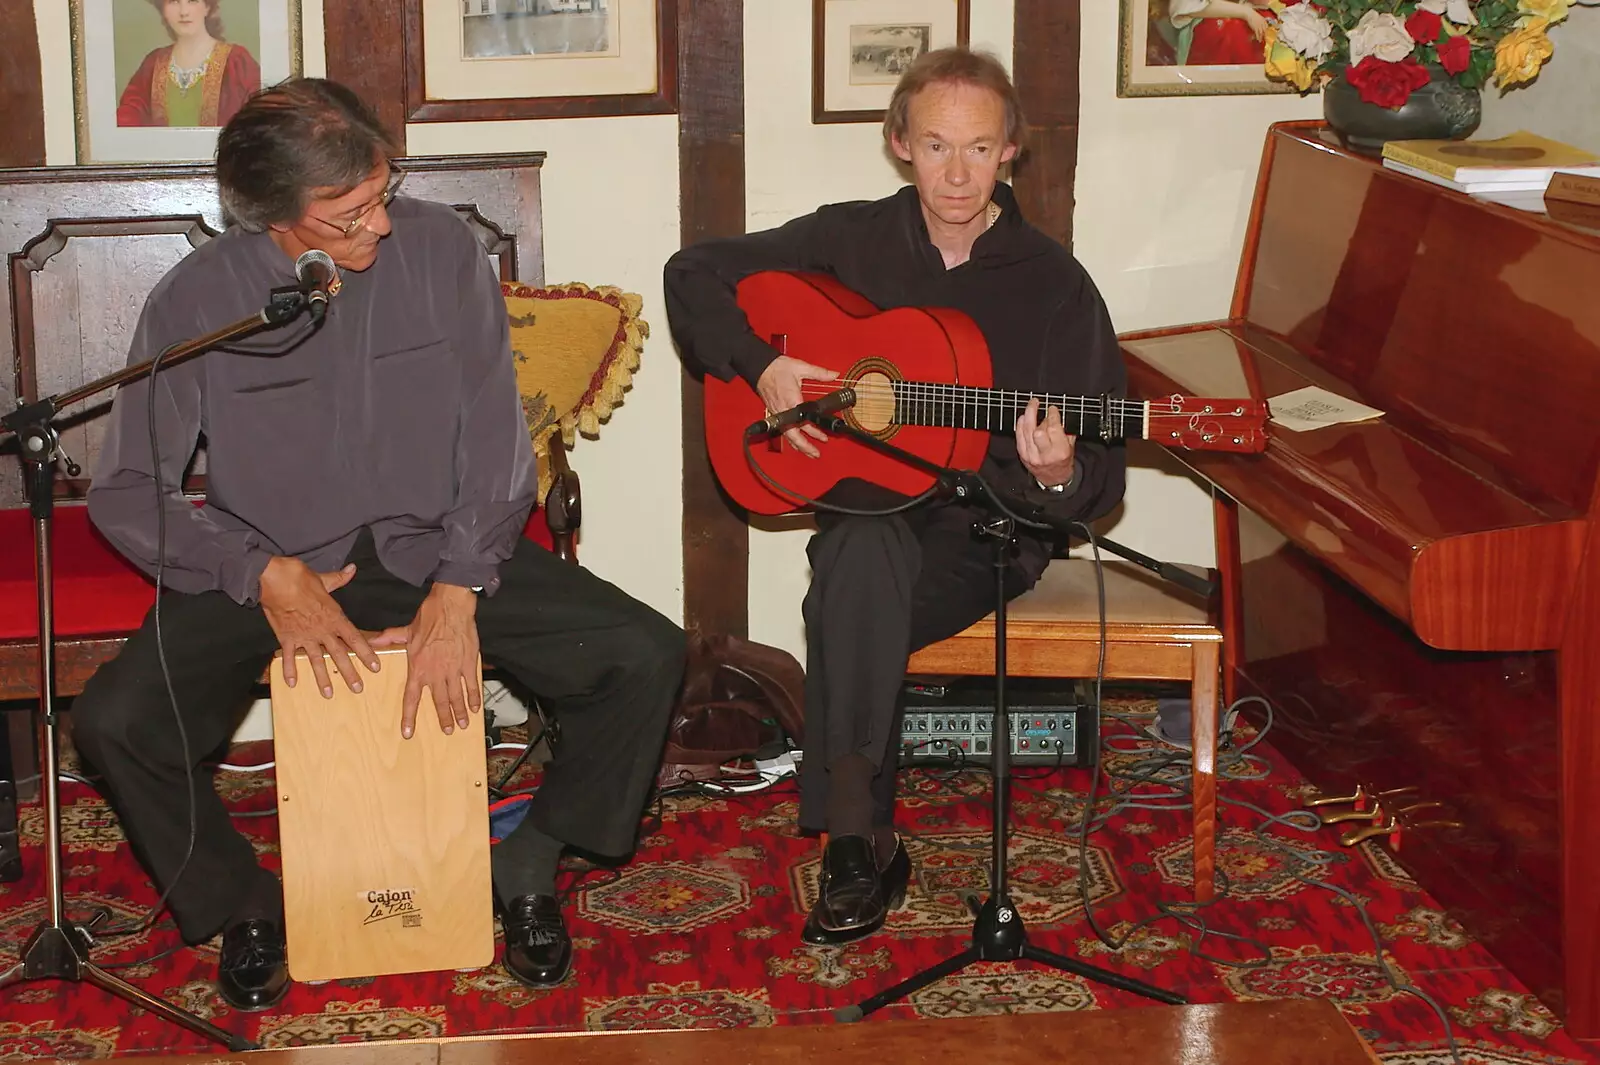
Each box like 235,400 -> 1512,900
892,382 -> 1149,441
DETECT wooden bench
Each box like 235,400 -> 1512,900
71,999 -> 1379,1065
908,556 -> 1223,901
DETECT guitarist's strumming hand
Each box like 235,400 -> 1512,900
756,356 -> 839,459
1015,396 -> 1078,489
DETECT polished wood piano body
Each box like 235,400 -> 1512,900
1119,123 -> 1600,1038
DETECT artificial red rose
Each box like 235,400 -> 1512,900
1437,34 -> 1471,74
1405,9 -> 1443,43
1345,55 -> 1432,109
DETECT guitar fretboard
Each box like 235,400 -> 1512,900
891,382 -> 1148,441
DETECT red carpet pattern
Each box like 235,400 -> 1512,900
0,697 -> 1594,1063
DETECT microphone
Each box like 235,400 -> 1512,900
745,387 -> 857,440
294,249 -> 340,323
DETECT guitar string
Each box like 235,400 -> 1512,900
790,382 -> 1185,433
794,381 -> 1196,414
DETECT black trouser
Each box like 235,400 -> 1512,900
71,532 -> 685,943
796,500 -> 1043,834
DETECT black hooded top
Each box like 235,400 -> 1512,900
664,181 -> 1126,569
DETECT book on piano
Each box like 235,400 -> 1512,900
1381,129 -> 1599,185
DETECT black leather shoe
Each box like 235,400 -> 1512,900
802,837 -> 911,945
804,834 -> 912,944
501,894 -> 572,987
800,831 -> 915,940
217,918 -> 290,1012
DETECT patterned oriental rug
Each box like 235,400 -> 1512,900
0,695 -> 1593,1064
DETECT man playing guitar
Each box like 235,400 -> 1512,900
664,48 -> 1126,945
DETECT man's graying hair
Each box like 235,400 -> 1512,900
216,78 -> 397,233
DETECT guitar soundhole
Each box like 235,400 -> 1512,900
846,363 -> 899,438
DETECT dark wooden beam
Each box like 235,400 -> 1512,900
324,1 -> 409,154
678,0 -> 748,638
0,0 -> 46,167
1012,0 -> 1081,248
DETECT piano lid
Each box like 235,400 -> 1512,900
1118,125 -> 1600,654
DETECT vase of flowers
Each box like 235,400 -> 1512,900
1261,0 -> 1574,152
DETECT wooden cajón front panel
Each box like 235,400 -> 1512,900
272,649 -> 494,982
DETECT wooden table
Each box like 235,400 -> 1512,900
82,1000 -> 1378,1065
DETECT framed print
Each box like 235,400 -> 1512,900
405,0 -> 678,123
71,0 -> 303,163
812,0 -> 970,124
1118,0 -> 1297,98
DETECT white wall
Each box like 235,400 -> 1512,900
1070,1 -> 1321,572
30,0 -> 1324,712
1477,7 -> 1600,151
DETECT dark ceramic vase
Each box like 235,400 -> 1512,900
1323,63 -> 1482,154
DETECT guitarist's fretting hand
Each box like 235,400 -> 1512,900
757,356 -> 839,459
1015,396 -> 1078,489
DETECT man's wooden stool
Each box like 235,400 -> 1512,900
907,557 -> 1223,901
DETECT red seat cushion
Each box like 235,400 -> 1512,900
0,505 -> 564,642
0,505 -> 155,640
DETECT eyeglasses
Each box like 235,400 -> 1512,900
311,166 -> 406,239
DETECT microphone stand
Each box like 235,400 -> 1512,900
1078,536 -> 1214,600
0,283 -> 314,1051
798,414 -> 1185,1022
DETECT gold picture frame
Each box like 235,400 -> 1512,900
71,0 -> 303,164
408,0 -> 677,122
1117,0 -> 1299,98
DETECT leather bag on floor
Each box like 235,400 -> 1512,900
658,632 -> 805,786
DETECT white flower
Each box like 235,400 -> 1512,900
1418,0 -> 1479,26
1276,4 -> 1335,58
1347,10 -> 1416,66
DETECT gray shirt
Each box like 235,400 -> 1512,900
88,196 -> 536,606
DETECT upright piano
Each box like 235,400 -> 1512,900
1119,121 -> 1600,1038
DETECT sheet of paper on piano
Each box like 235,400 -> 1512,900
1268,385 -> 1385,433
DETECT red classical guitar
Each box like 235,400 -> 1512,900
704,271 -> 1269,516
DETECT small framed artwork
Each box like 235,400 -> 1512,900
71,0 -> 303,164
406,0 -> 678,123
1118,0 -> 1297,98
813,0 -> 970,124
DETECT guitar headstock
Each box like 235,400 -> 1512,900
1145,395 -> 1270,454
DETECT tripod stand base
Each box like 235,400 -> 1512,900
0,919 -> 257,1052
835,895 -> 1186,1023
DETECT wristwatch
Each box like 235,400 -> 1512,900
1035,460 -> 1082,495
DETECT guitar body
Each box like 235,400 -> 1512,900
705,271 -> 993,516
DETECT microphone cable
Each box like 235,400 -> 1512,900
94,304 -> 321,944
90,340 -> 199,941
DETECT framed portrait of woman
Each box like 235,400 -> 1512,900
1117,0 -> 1296,97
71,0 -> 303,163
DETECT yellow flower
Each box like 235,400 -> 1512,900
1517,0 -> 1571,25
1263,26 -> 1318,92
1494,18 -> 1554,87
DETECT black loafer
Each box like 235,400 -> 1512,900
804,835 -> 911,943
802,838 -> 911,945
501,893 -> 572,987
217,918 -> 290,1012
